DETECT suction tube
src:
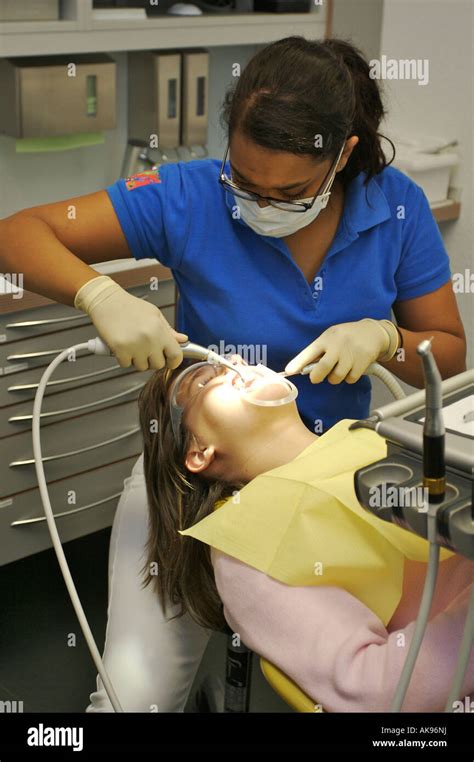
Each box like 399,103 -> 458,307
32,340 -> 124,712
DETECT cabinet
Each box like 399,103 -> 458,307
0,263 -> 176,565
0,54 -> 116,138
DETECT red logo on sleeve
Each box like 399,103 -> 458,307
125,167 -> 161,191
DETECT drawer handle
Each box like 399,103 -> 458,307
10,425 -> 141,466
7,348 -> 90,361
11,491 -> 123,526
6,314 -> 90,329
9,382 -> 146,422
8,363 -> 123,392
4,292 -> 151,330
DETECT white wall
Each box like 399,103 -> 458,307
332,0 -> 384,61
379,0 -> 473,370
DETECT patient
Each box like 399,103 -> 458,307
137,356 -> 474,713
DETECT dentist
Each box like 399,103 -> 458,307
0,36 -> 466,712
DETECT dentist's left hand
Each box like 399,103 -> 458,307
284,319 -> 399,384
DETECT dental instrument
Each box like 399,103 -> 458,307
280,360 -> 406,400
179,340 -> 245,380
417,338 -> 446,504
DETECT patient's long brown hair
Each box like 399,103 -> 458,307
137,362 -> 245,632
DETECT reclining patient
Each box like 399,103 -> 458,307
137,356 -> 474,713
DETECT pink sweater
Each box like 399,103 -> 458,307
211,547 -> 474,712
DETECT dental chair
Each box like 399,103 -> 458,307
194,619 -> 322,713
260,656 -> 319,713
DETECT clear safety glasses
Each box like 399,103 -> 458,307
218,136 -> 347,212
169,362 -> 228,446
169,361 -> 299,447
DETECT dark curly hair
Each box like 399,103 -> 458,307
220,35 -> 395,191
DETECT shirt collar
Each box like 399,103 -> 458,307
343,170 -> 391,234
222,163 -> 392,234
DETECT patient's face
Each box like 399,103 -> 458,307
178,357 -> 298,446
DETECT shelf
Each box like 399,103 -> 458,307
0,20 -> 79,35
0,11 -> 326,57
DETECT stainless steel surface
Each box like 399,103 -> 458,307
9,381 -> 145,423
181,49 -> 209,146
417,338 -> 444,437
0,276 -> 177,562
6,313 -> 90,329
11,491 -> 123,526
10,425 -> 140,466
0,54 -> 116,139
2,368 -> 148,437
0,399 -> 143,497
369,369 -> 474,422
7,363 -> 123,393
0,457 -> 139,566
2,305 -> 175,367
128,51 -> 182,150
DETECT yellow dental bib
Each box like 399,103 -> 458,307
179,419 -> 453,625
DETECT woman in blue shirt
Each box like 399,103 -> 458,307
73,40 -> 466,433
1,36 -> 465,711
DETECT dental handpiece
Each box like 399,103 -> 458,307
88,337 -> 246,380
416,337 -> 446,503
278,362 -> 318,378
180,341 -> 246,381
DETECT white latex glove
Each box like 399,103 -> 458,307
284,319 -> 399,384
74,275 -> 188,371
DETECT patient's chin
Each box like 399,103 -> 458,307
246,382 -> 290,402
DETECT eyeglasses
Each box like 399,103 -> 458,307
219,137 -> 347,212
169,362 -> 230,447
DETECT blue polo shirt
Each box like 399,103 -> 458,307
106,158 -> 451,432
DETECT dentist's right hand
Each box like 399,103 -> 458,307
74,275 -> 188,371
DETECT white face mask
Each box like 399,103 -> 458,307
235,189 -> 332,237
230,139 -> 346,238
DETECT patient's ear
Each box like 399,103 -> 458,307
185,443 -> 216,474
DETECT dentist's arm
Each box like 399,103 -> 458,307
0,191 -> 130,304
284,283 -> 466,389
0,191 -> 187,370
382,282 -> 466,387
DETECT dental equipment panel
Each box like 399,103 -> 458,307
352,345 -> 473,561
